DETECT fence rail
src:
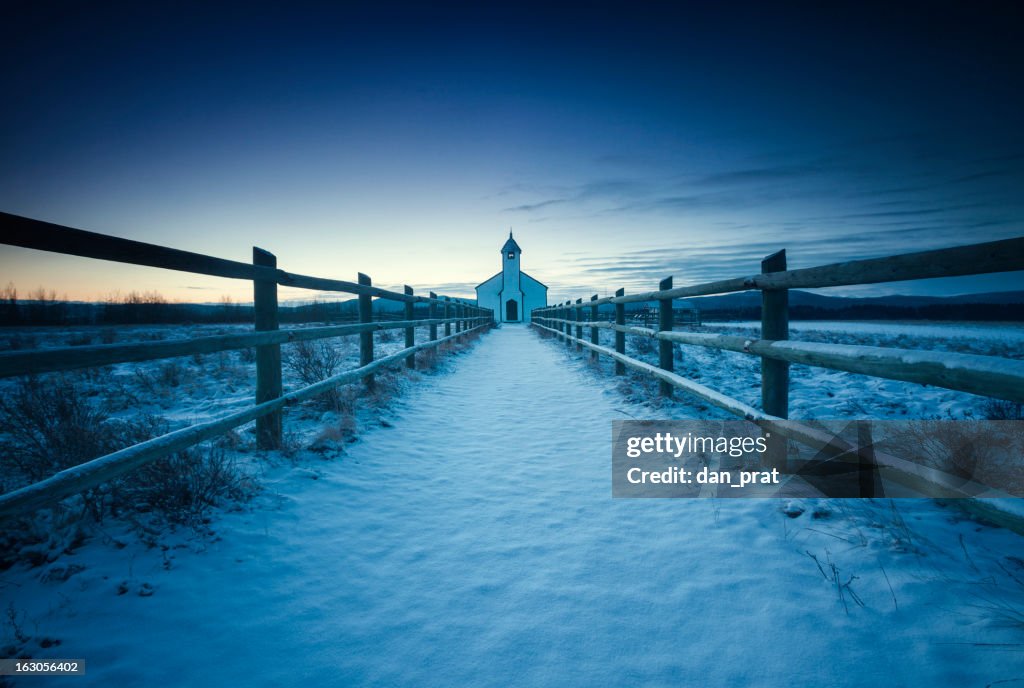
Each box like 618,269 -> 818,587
0,212 -> 494,519
532,235 -> 1024,495
536,318 -> 1024,404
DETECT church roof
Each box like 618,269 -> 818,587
501,231 -> 521,254
474,270 -> 548,291
520,270 -> 547,289
474,272 -> 502,290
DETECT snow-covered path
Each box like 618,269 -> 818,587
9,325 -> 1023,687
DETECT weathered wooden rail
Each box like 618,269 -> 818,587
0,212 -> 494,518
533,236 -> 1024,496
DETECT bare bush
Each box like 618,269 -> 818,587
983,398 -> 1024,420
0,377 -> 165,527
112,444 -> 253,527
886,419 -> 1024,492
634,335 -> 655,355
286,340 -> 344,382
0,377 -> 157,487
0,376 -> 256,565
159,361 -> 184,387
285,340 -> 345,408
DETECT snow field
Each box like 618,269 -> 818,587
2,324 -> 1022,687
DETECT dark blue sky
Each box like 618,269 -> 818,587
2,1 -> 1022,302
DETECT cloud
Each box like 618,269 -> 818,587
688,163 -> 823,187
417,281 -> 481,297
503,198 -> 568,212
502,178 -> 654,213
548,219 -> 1024,298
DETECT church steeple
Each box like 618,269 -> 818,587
501,230 -> 522,257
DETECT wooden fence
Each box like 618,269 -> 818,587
0,212 -> 494,518
532,236 -> 1024,496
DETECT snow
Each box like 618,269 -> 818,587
3,324 -> 1023,687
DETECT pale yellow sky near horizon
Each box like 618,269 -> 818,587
0,224 -> 610,305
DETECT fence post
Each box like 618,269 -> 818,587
614,288 -> 625,375
404,285 -> 415,369
761,249 -> 789,470
658,276 -> 673,397
456,302 -> 463,336
253,247 -> 282,449
761,250 -> 789,417
575,298 -> 583,350
444,297 -> 452,337
565,301 -> 572,347
358,272 -> 374,390
590,294 -> 599,361
429,292 -> 438,341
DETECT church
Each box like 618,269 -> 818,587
475,232 -> 548,323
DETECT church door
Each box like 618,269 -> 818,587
505,299 -> 518,321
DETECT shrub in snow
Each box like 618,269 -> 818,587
634,336 -> 654,355
0,376 -> 157,489
285,340 -> 346,409
0,376 -> 255,565
887,419 -> 1024,493
159,361 -> 185,387
983,398 -> 1024,421
112,443 -> 253,527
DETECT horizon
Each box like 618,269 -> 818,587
8,284 -> 1024,311
2,3 -> 1023,303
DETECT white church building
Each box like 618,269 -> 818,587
475,232 -> 548,323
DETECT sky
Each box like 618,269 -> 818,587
1,1 -> 1022,304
